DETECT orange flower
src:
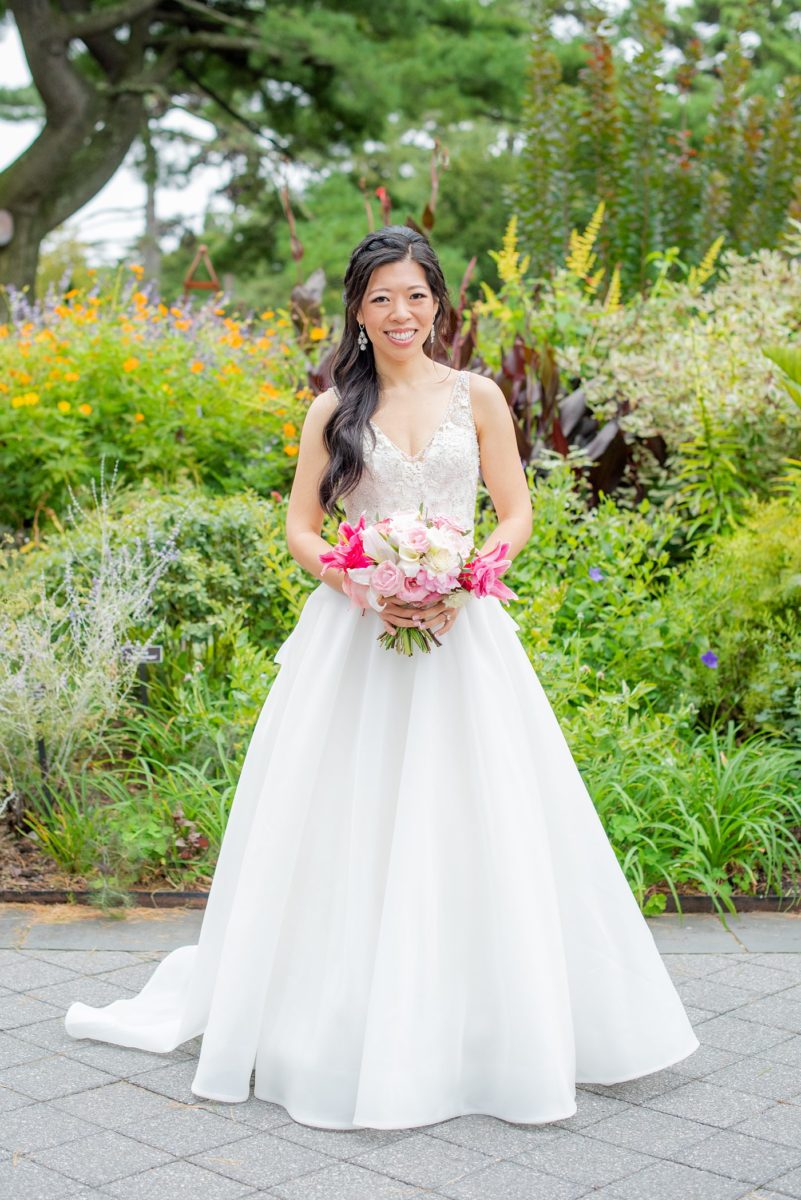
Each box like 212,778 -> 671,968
78,402 -> 92,415
129,263 -> 144,279
284,444 -> 299,457
57,400 -> 71,413
309,326 -> 327,341
64,371 -> 80,382
282,421 -> 297,438
175,319 -> 191,332
134,412 -> 145,422
132,291 -> 148,308
11,391 -> 40,408
260,310 -> 275,320
122,356 -> 139,372
190,360 -> 205,374
63,288 -> 79,300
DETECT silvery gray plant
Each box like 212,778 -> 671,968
0,459 -> 182,822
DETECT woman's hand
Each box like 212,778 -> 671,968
377,595 -> 461,638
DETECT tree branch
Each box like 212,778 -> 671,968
171,0 -> 254,32
11,0 -> 90,126
63,0 -> 158,40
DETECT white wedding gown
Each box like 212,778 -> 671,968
65,368 -> 699,1129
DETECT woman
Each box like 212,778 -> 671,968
65,226 -> 699,1130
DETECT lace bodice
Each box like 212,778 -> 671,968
341,369 -> 482,534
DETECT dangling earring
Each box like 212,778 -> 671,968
357,322 -> 368,351
429,323 -> 436,345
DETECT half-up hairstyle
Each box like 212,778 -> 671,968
318,226 -> 457,515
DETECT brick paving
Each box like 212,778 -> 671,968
1,904 -> 800,1199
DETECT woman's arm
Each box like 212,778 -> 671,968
285,389 -> 347,595
470,374 -> 533,559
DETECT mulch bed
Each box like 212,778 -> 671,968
1,825 -> 799,913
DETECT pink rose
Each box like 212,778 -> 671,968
405,526 -> 430,553
371,559 -> 405,596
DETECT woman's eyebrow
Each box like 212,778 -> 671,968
367,284 -> 428,295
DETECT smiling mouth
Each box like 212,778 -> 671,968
384,330 -> 417,343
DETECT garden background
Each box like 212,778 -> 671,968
1,0 -> 801,917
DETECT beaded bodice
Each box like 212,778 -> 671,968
341,369 -> 481,534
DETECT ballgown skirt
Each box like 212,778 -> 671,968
65,582 -> 699,1129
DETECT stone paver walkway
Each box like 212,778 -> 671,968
1,904 -> 801,1199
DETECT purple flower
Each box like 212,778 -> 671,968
588,566 -> 604,582
700,649 -> 719,668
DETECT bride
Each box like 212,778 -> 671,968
65,225 -> 699,1130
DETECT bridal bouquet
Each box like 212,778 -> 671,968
319,507 -> 517,656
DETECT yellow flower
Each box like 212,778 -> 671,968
132,291 -> 148,308
275,406 -> 286,415
260,310 -> 275,320
276,317 -> 290,328
63,288 -> 79,300
134,412 -> 145,422
64,371 -> 80,382
78,403 -> 92,415
57,400 -> 71,413
0,382 -> 7,393
190,360 -> 205,374
129,263 -> 144,278
122,356 -> 140,372
175,319 -> 191,332
11,391 -> 40,408
162,383 -> 173,394
309,326 -> 327,341
282,421 -> 297,438
0,324 -> 7,338
170,306 -> 183,317
284,444 -> 299,456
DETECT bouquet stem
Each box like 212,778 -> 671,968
377,626 -> 443,655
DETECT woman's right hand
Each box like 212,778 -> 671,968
377,595 -> 447,635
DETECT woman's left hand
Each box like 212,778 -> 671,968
379,597 -> 461,637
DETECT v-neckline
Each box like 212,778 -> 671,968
369,370 -> 461,462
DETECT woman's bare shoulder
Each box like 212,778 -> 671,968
303,386 -> 339,426
464,371 -> 507,436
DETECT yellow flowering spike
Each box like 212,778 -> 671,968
688,235 -> 725,291
604,265 -> 622,313
566,201 -> 606,281
122,356 -> 139,372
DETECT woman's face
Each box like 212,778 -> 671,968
356,258 -> 438,362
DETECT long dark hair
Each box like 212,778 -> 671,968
318,226 -> 457,515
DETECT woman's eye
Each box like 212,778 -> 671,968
371,294 -> 428,302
